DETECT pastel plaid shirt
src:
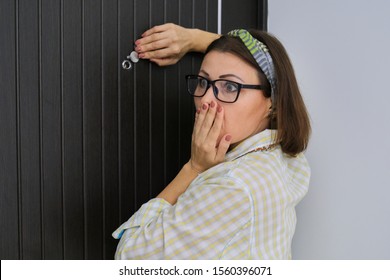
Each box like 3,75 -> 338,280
112,129 -> 310,259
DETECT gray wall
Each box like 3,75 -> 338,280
269,0 -> 390,259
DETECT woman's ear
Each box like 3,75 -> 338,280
267,98 -> 273,114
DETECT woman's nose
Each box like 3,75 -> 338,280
200,85 -> 217,104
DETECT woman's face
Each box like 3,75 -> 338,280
194,50 -> 271,145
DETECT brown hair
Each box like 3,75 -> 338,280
205,30 -> 311,156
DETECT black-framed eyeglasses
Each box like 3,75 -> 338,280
185,74 -> 268,103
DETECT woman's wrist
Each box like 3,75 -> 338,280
190,28 -> 221,53
156,161 -> 199,205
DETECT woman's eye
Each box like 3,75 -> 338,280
199,79 -> 208,88
224,82 -> 238,92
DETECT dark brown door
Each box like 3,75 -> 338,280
0,0 -> 267,259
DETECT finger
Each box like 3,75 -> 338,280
192,107 -> 201,131
199,101 -> 217,140
207,104 -> 224,142
194,104 -> 218,147
215,134 -> 232,161
194,107 -> 201,121
191,108 -> 200,144
138,24 -> 176,46
136,33 -> 166,49
194,103 -> 210,137
138,38 -> 171,53
139,45 -> 177,60
193,103 -> 208,138
141,23 -> 171,37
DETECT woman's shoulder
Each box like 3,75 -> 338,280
188,146 -> 310,196
229,147 -> 310,192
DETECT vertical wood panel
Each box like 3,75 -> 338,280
41,0 -> 63,259
102,0 -> 119,259
83,0 -> 103,259
18,0 -> 42,259
0,0 -> 19,260
62,0 -> 85,259
118,0 -> 135,226
134,0 -> 151,209
62,0 -> 84,259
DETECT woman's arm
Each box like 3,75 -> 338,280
135,23 -> 221,66
155,162 -> 198,205
113,176 -> 251,259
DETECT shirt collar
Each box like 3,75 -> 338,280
225,129 -> 278,161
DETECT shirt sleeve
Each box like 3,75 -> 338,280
112,176 -> 252,259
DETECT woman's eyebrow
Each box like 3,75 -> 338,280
219,74 -> 244,82
199,70 -> 244,82
199,69 -> 209,77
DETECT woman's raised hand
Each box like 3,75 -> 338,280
135,23 -> 220,66
135,23 -> 191,66
190,101 -> 232,173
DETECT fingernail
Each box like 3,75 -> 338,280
196,108 -> 201,114
202,103 -> 208,110
217,105 -> 222,113
135,46 -> 142,52
225,135 -> 232,141
210,101 -> 215,108
138,53 -> 145,59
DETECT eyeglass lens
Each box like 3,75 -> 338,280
187,76 -> 239,103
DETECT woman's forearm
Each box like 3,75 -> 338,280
156,162 -> 199,205
190,28 -> 221,53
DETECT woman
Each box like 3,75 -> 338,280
113,24 -> 311,259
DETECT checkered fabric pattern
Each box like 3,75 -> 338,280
112,129 -> 310,259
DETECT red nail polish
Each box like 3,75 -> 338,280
202,103 -> 208,110
210,101 -> 215,108
225,135 -> 232,141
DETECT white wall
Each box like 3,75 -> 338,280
269,0 -> 390,259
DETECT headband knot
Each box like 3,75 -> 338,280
228,29 -> 276,102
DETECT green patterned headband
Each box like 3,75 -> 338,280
228,29 -> 276,102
